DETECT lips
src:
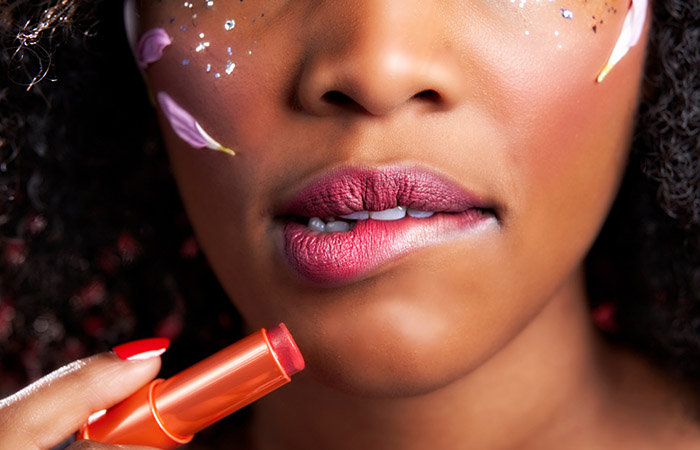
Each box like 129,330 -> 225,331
276,167 -> 497,286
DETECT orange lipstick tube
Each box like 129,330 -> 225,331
77,323 -> 304,448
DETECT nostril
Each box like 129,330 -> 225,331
307,84 -> 447,115
321,90 -> 367,113
322,90 -> 355,106
413,89 -> 440,101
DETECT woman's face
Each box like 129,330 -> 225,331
137,0 -> 647,396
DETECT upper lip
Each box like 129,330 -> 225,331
277,166 -> 495,218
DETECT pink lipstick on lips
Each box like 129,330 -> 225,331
278,167 -> 497,286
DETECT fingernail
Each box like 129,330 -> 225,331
113,337 -> 170,361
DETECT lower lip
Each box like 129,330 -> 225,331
281,210 -> 495,286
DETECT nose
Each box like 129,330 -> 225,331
296,1 -> 465,117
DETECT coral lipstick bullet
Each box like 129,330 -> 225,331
78,323 -> 304,448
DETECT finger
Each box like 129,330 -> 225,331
67,438 -> 160,450
0,351 -> 162,450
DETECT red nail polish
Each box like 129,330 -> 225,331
113,337 -> 170,361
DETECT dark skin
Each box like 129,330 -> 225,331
0,0 -> 699,448
145,0 -> 641,398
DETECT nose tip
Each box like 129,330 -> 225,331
296,5 -> 463,117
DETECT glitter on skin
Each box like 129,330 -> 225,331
226,61 -> 236,74
561,8 -> 574,19
225,19 -> 236,30
196,41 -> 210,52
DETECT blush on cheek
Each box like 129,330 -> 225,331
503,58 -> 632,204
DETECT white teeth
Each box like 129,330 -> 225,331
369,206 -> 406,221
325,220 -> 351,232
308,217 -> 326,232
342,208 -> 435,220
307,206 -> 436,232
339,211 -> 370,220
307,217 -> 351,233
407,208 -> 435,218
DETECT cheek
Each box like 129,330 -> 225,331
507,76 -> 635,287
509,46 -> 642,227
454,0 -> 646,308
511,70 -> 636,203
489,0 -> 641,211
451,0 -> 639,208
137,0 -> 278,125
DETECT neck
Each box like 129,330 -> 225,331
251,271 -> 610,450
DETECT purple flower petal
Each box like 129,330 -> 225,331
137,28 -> 172,69
157,92 -> 209,148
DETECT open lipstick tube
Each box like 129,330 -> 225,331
77,323 -> 304,448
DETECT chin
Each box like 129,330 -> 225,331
312,363 -> 470,399
284,309 -> 485,399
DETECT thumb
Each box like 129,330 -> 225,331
0,338 -> 168,450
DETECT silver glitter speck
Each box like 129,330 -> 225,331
561,8 -> 574,19
206,0 -> 214,7
225,19 -> 236,31
195,41 -> 210,52
226,60 -> 236,74
206,64 -> 212,72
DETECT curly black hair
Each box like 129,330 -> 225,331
0,0 -> 240,393
586,0 -> 700,390
0,0 -> 698,401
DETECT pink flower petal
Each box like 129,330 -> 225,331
137,28 -> 172,69
157,91 -> 209,148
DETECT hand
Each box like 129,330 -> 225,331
0,347 -> 163,449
